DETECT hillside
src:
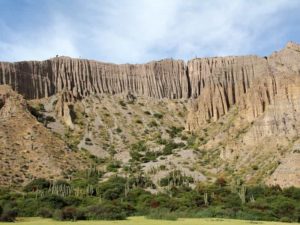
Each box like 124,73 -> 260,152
0,85 -> 90,186
0,42 -> 300,188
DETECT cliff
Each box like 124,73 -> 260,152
185,42 -> 300,187
0,58 -> 189,99
186,41 -> 300,131
1,42 -> 299,106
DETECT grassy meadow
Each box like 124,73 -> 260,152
0,217 -> 296,225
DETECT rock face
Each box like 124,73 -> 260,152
186,42 -> 300,187
0,58 -> 189,99
186,42 -> 300,133
1,42 -> 299,107
186,55 -> 269,127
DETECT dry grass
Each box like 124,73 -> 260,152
2,217 -> 294,225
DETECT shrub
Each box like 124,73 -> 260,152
280,217 -> 292,223
40,195 -> 67,209
115,127 -> 122,133
54,207 -> 82,221
119,100 -> 127,107
0,208 -> 18,222
135,119 -> 143,124
130,141 -> 147,161
215,177 -> 227,187
148,120 -> 158,127
153,112 -> 163,119
86,202 -> 127,220
23,178 -> 50,192
271,198 -> 296,218
166,126 -> 184,138
106,161 -> 121,172
98,177 -> 126,200
252,165 -> 259,170
162,141 -> 184,155
16,197 -> 40,216
37,207 -> 53,218
283,186 -> 300,200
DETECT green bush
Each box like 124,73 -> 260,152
283,186 -> 300,200
118,100 -> 127,107
40,195 -> 67,209
162,141 -> 185,155
86,202 -> 127,220
148,120 -> 158,127
1,175 -> 300,222
54,206 -> 85,221
166,126 -> 184,138
37,207 -> 53,218
98,177 -> 126,200
16,197 -> 40,216
0,208 -> 18,222
23,178 -> 50,192
153,112 -> 163,119
106,161 -> 121,172
279,217 -> 292,223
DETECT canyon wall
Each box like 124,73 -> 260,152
0,58 -> 189,100
1,42 -> 300,129
186,41 -> 300,131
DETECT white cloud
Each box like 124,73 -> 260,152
0,0 -> 299,62
0,13 -> 79,61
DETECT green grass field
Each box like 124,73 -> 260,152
0,217 -> 295,225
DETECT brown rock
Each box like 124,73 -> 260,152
0,85 -> 88,186
0,58 -> 189,100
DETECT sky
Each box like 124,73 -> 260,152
0,0 -> 300,63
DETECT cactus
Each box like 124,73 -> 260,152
250,194 -> 255,203
204,192 -> 209,206
238,185 -> 246,204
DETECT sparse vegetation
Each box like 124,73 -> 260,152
153,112 -> 163,119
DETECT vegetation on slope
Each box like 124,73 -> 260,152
0,175 -> 299,222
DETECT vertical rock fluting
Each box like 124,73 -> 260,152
186,42 -> 300,131
186,56 -> 272,129
0,57 -> 189,100
0,42 -> 299,127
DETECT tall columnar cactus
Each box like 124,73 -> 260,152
204,192 -> 209,206
238,185 -> 246,204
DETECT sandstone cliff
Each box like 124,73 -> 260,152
0,58 -> 189,99
185,42 -> 300,187
186,42 -> 300,136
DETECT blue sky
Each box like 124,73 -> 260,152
0,0 -> 300,63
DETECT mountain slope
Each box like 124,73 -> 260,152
0,42 -> 300,188
0,85 -> 89,186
